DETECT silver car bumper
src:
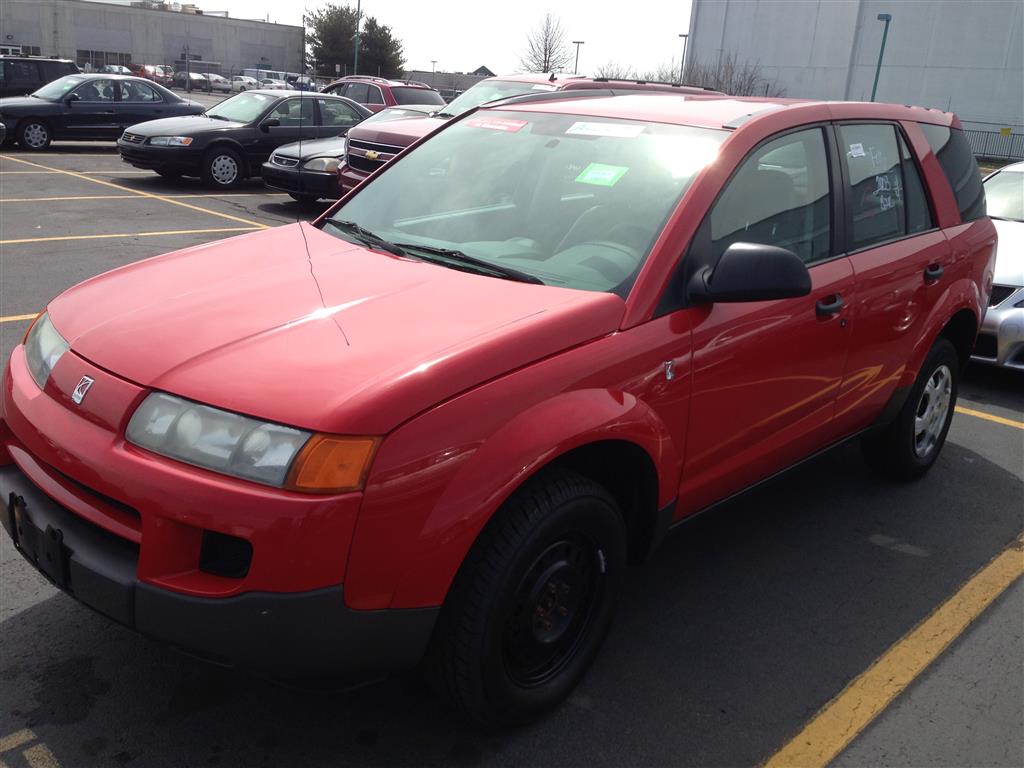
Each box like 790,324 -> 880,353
972,285 -> 1024,370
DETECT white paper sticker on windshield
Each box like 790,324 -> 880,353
531,84 -> 558,91
849,142 -> 866,157
566,121 -> 646,138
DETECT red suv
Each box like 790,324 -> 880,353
1,93 -> 994,725
339,73 -> 721,193
321,75 -> 445,113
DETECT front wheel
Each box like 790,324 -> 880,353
17,120 -> 51,150
862,337 -> 959,480
427,469 -> 626,725
201,147 -> 244,189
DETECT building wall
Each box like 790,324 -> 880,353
0,0 -> 303,75
688,0 -> 1024,131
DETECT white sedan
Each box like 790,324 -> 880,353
973,160 -> 1024,369
260,79 -> 289,90
206,74 -> 232,93
231,76 -> 258,92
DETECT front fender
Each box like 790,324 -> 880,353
345,386 -> 681,610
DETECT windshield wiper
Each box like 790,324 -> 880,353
326,220 -> 408,257
394,243 -> 544,285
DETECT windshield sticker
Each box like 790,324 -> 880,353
849,142 -> 866,157
575,163 -> 629,187
566,122 -> 646,139
531,84 -> 558,91
464,117 -> 529,133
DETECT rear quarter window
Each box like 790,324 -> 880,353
918,124 -> 985,223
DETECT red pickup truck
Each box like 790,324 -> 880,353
1,92 -> 994,725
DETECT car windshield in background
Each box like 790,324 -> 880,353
441,80 -> 557,117
361,106 -> 436,124
323,110 -> 726,295
32,75 -> 87,100
205,92 -> 278,123
391,87 -> 445,106
984,170 -> 1024,221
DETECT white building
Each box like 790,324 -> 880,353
687,0 -> 1023,134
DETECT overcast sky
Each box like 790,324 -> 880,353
199,0 -> 694,76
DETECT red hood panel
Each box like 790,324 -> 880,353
349,116 -> 444,147
49,224 -> 623,434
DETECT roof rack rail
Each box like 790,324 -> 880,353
396,79 -> 432,87
339,75 -> 391,84
589,77 -> 718,91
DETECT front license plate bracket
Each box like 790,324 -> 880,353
8,493 -> 71,589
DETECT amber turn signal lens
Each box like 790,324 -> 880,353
285,435 -> 379,493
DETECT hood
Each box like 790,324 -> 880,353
992,219 -> 1024,287
126,115 -> 245,136
275,135 -> 348,160
48,224 -> 623,434
348,115 -> 445,148
0,96 -> 58,112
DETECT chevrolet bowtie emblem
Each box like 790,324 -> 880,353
365,150 -> 380,161
71,376 -> 95,405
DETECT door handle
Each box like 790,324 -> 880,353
816,293 -> 844,316
924,263 -> 944,283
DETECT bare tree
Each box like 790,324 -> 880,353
519,13 -> 573,73
594,61 -> 636,79
630,51 -> 785,95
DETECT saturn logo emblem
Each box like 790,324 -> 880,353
71,376 -> 94,405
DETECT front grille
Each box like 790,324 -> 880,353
973,333 -> 998,359
345,138 -> 399,175
989,284 -> 1017,307
272,155 -> 299,168
347,153 -> 382,174
122,132 -> 144,144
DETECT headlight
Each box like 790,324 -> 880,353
149,136 -> 194,147
126,392 -> 378,492
24,312 -> 69,390
304,156 -> 341,173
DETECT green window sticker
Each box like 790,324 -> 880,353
575,163 -> 629,187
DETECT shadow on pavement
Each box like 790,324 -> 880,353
0,439 -> 1021,768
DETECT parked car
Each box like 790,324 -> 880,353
98,64 -> 133,75
118,90 -> 364,188
0,120 -> 5,144
0,74 -> 203,150
321,75 -> 446,113
260,78 -> 288,90
972,160 -> 1023,369
286,75 -> 316,91
206,74 -> 231,93
2,93 -> 994,725
0,55 -> 78,98
338,73 -> 722,193
132,64 -> 174,88
231,75 -> 258,92
174,71 -> 210,92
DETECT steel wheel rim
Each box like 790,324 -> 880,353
914,364 -> 952,458
502,533 -> 604,687
210,155 -> 238,185
23,123 -> 48,148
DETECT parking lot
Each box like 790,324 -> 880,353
0,140 -> 1021,768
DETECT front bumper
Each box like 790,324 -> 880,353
971,287 -> 1024,370
2,463 -> 437,678
339,163 -> 371,194
262,162 -> 340,199
118,140 -> 204,173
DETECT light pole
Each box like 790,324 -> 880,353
352,0 -> 362,76
431,59 -> 437,87
870,13 -> 892,102
572,40 -> 584,74
678,33 -> 688,84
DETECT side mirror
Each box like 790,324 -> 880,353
260,118 -> 281,133
64,93 -> 81,105
689,242 -> 811,303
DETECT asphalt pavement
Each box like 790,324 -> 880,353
0,143 -> 1021,768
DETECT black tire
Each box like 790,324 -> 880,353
862,337 -> 959,480
288,192 -> 319,203
427,469 -> 626,725
17,120 -> 51,151
201,146 -> 244,189
155,168 -> 183,180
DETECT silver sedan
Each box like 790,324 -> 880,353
973,161 -> 1024,370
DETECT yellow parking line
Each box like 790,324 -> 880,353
0,154 -> 269,229
0,193 -> 287,203
22,743 -> 61,768
762,534 -> 1024,768
1,226 -> 259,245
0,170 -> 61,174
0,314 -> 37,324
0,729 -> 36,753
955,405 -> 1024,430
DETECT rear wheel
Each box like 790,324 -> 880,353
17,120 -> 51,150
427,469 -> 626,725
202,147 -> 244,189
862,337 -> 959,480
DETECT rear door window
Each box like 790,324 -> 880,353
366,85 -> 385,105
918,123 -> 985,222
344,82 -> 370,104
4,60 -> 39,87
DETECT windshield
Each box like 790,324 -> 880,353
32,75 -> 87,100
391,87 -> 445,106
984,170 -> 1024,222
442,79 -> 557,117
322,110 -> 726,294
205,92 -> 278,123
